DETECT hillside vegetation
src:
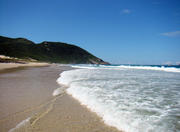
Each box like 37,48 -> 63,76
0,36 -> 109,64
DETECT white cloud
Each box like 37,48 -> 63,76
160,31 -> 180,37
121,9 -> 131,14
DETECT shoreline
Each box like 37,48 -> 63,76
0,64 -> 121,132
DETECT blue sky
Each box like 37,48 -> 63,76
0,0 -> 180,64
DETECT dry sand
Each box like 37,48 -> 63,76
0,62 -> 50,71
0,64 -> 121,132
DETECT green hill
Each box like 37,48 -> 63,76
0,36 -> 109,64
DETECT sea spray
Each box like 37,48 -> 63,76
57,65 -> 180,132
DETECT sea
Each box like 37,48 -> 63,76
57,64 -> 180,132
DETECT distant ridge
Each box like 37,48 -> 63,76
0,36 -> 109,64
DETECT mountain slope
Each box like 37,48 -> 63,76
0,36 -> 109,64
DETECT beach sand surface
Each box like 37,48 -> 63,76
0,62 -> 50,71
0,65 -> 121,132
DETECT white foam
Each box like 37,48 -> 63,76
52,88 -> 64,96
57,69 -> 89,86
71,64 -> 180,73
8,117 -> 31,132
116,65 -> 180,73
71,65 -> 98,69
57,66 -> 180,132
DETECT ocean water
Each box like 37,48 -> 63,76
57,64 -> 180,132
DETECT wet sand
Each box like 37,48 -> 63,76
0,65 -> 121,132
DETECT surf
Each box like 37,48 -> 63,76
57,64 -> 180,132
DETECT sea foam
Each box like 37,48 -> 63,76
115,65 -> 180,73
57,65 -> 180,132
72,64 -> 180,73
52,88 -> 64,96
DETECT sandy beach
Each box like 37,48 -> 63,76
0,64 -> 120,132
0,62 -> 50,71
